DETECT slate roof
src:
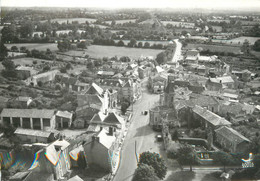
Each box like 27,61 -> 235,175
190,94 -> 219,107
77,94 -> 103,107
15,96 -> 32,102
14,128 -> 53,138
86,83 -> 104,95
97,71 -> 115,76
123,80 -> 132,87
100,79 -> 124,87
97,129 -> 116,149
56,111 -> 73,119
103,112 -> 124,125
1,108 -> 55,119
186,49 -> 199,57
90,112 -> 107,124
9,171 -> 31,180
193,105 -> 231,127
215,126 -> 250,144
45,139 -> 70,165
32,70 -> 59,79
68,175 -> 84,181
61,77 -> 78,85
223,93 -> 239,99
210,76 -> 234,84
185,56 -> 198,61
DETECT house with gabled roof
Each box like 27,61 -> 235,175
192,105 -> 231,130
206,76 -> 236,91
56,111 -> 73,128
86,82 -> 104,96
28,138 -> 71,180
90,112 -> 125,130
148,73 -> 168,94
215,126 -> 250,153
60,76 -> 89,92
25,70 -> 59,86
190,94 -> 220,113
14,128 -> 55,143
14,96 -> 33,107
185,49 -> 200,64
16,66 -> 38,80
83,129 -> 118,172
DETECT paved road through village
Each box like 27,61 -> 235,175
113,82 -> 161,181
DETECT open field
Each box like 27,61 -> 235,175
105,19 -> 137,24
63,45 -> 163,59
161,21 -> 195,28
5,43 -> 59,51
212,36 -> 260,45
40,18 -> 97,24
12,57 -> 53,66
185,43 -> 242,54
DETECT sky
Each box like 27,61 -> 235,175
2,0 -> 260,10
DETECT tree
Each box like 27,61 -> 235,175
66,63 -> 73,70
128,38 -> 137,47
138,42 -> 143,48
20,21 -> 34,38
20,46 -> 27,53
138,151 -> 167,179
57,39 -> 71,52
86,61 -> 94,69
11,46 -> 19,52
249,133 -> 260,154
111,20 -> 116,27
133,164 -> 159,181
144,42 -> 150,48
241,39 -> 250,55
43,65 -> 51,72
94,59 -> 102,67
0,41 -> 8,61
177,144 -> 197,171
121,101 -> 129,115
2,59 -> 15,71
171,129 -> 179,140
1,25 -> 17,43
212,151 -> 235,172
55,83 -> 62,90
117,40 -> 125,47
37,81 -> 43,87
253,39 -> 260,52
156,52 -> 167,65
120,56 -> 131,62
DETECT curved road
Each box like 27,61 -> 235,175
113,83 -> 161,181
172,39 -> 182,63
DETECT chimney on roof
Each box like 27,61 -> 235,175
108,127 -> 114,136
92,135 -> 100,143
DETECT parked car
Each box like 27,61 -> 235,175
156,134 -> 163,141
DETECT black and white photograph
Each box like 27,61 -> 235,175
0,0 -> 260,180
